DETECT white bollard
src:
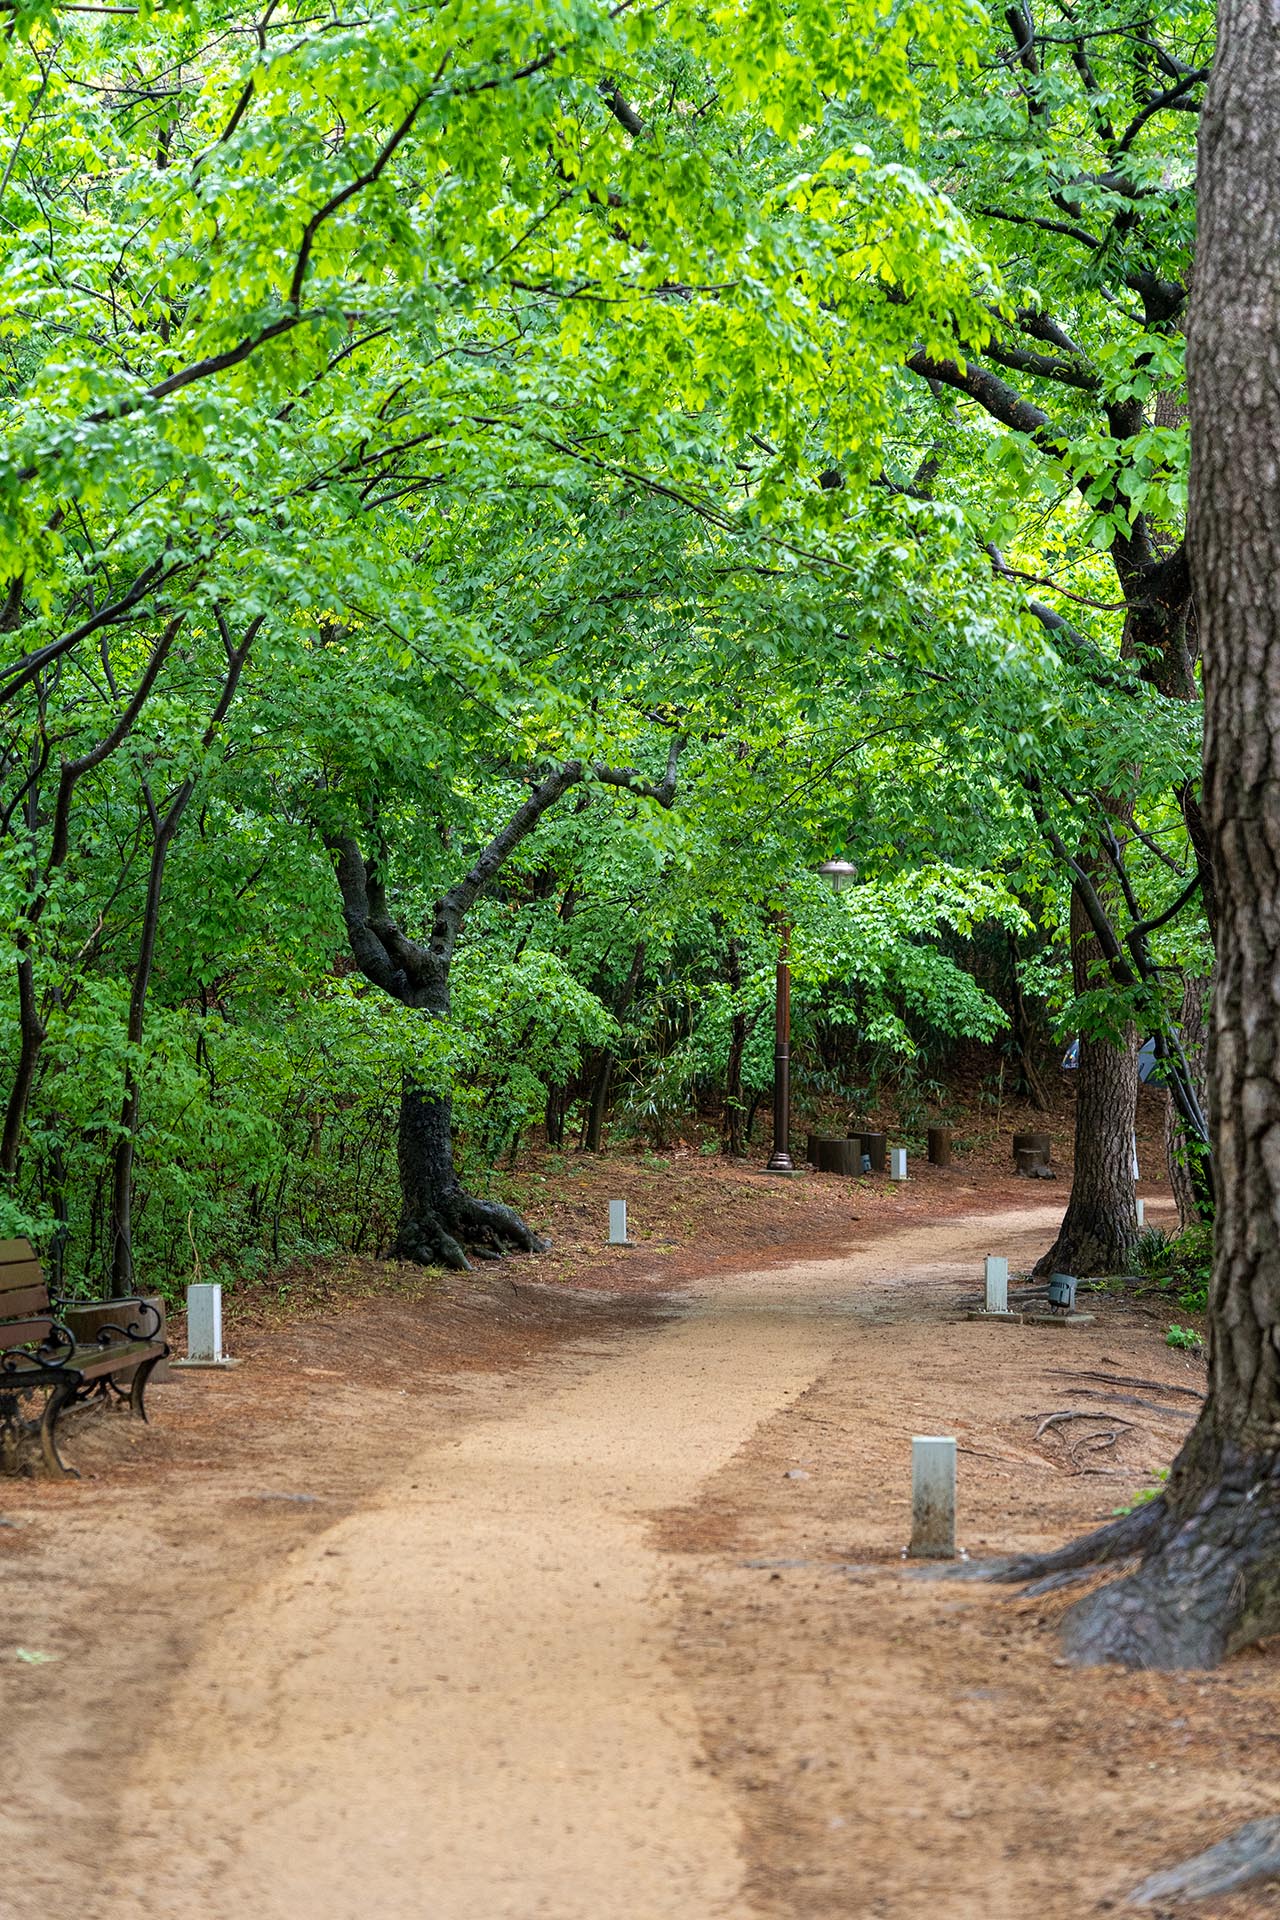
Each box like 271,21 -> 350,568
984,1255 -> 1009,1315
1131,1129 -> 1140,1182
910,1436 -> 957,1559
889,1147 -> 908,1181
608,1199 -> 631,1246
1136,1197 -> 1146,1228
174,1282 -> 238,1369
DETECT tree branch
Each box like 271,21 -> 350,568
978,204 -> 1102,250
289,100 -> 422,308
984,337 -> 1101,392
905,349 -> 1056,439
1116,67 -> 1210,151
600,79 -> 645,137
48,615 -> 183,870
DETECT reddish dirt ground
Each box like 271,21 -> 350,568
4,1103 -> 1267,1920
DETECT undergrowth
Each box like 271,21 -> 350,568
1133,1220 -> 1213,1313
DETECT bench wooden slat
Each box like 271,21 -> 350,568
0,1261 -> 44,1295
0,1336 -> 163,1383
0,1286 -> 52,1320
0,1238 -> 36,1265
0,1316 -> 56,1351
68,1339 -> 164,1380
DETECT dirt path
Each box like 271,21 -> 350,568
86,1212 -> 1060,1920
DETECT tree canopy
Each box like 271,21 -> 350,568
0,0 -> 1211,1291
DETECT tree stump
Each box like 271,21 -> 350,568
927,1126 -> 952,1166
816,1137 -> 860,1175
862,1132 -> 887,1173
1012,1130 -> 1051,1165
1015,1146 -> 1048,1177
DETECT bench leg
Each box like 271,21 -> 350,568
129,1354 -> 161,1423
0,1392 -> 23,1476
40,1380 -> 80,1479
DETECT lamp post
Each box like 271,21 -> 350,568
763,859 -> 857,1175
765,916 -> 795,1172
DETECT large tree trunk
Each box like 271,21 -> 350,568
1035,885 -> 1139,1276
395,1085 -> 544,1271
998,7 -> 1280,1666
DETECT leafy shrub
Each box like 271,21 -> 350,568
1136,1220 -> 1213,1313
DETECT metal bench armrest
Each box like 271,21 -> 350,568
89,1298 -> 163,1346
0,1318 -> 76,1376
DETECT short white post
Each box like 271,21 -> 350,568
889,1147 -> 908,1181
174,1282 -> 238,1369
910,1436 -> 957,1559
1131,1129 -> 1140,1181
608,1199 -> 630,1246
1136,1197 -> 1146,1228
984,1255 -> 1009,1315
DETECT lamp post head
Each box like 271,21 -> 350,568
817,858 -> 857,894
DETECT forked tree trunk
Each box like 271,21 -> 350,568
1006,8 -> 1280,1666
395,1084 -> 543,1270
1035,885 -> 1139,1276
544,1083 -> 570,1149
330,752 -> 680,1272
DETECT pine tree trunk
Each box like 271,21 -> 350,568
1035,885 -> 1139,1276
1015,8 -> 1280,1665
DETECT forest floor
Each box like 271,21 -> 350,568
4,1104 -> 1278,1919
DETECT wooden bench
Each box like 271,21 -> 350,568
0,1239 -> 168,1477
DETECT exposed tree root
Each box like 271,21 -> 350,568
1061,1452 -> 1280,1667
1130,1815 -> 1280,1906
948,1497 -> 1167,1586
1043,1368 -> 1204,1400
395,1187 -> 549,1273
955,1443 -> 1280,1668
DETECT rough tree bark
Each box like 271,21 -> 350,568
330,745 -> 680,1270
1035,883 -> 1139,1276
994,6 -> 1280,1666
